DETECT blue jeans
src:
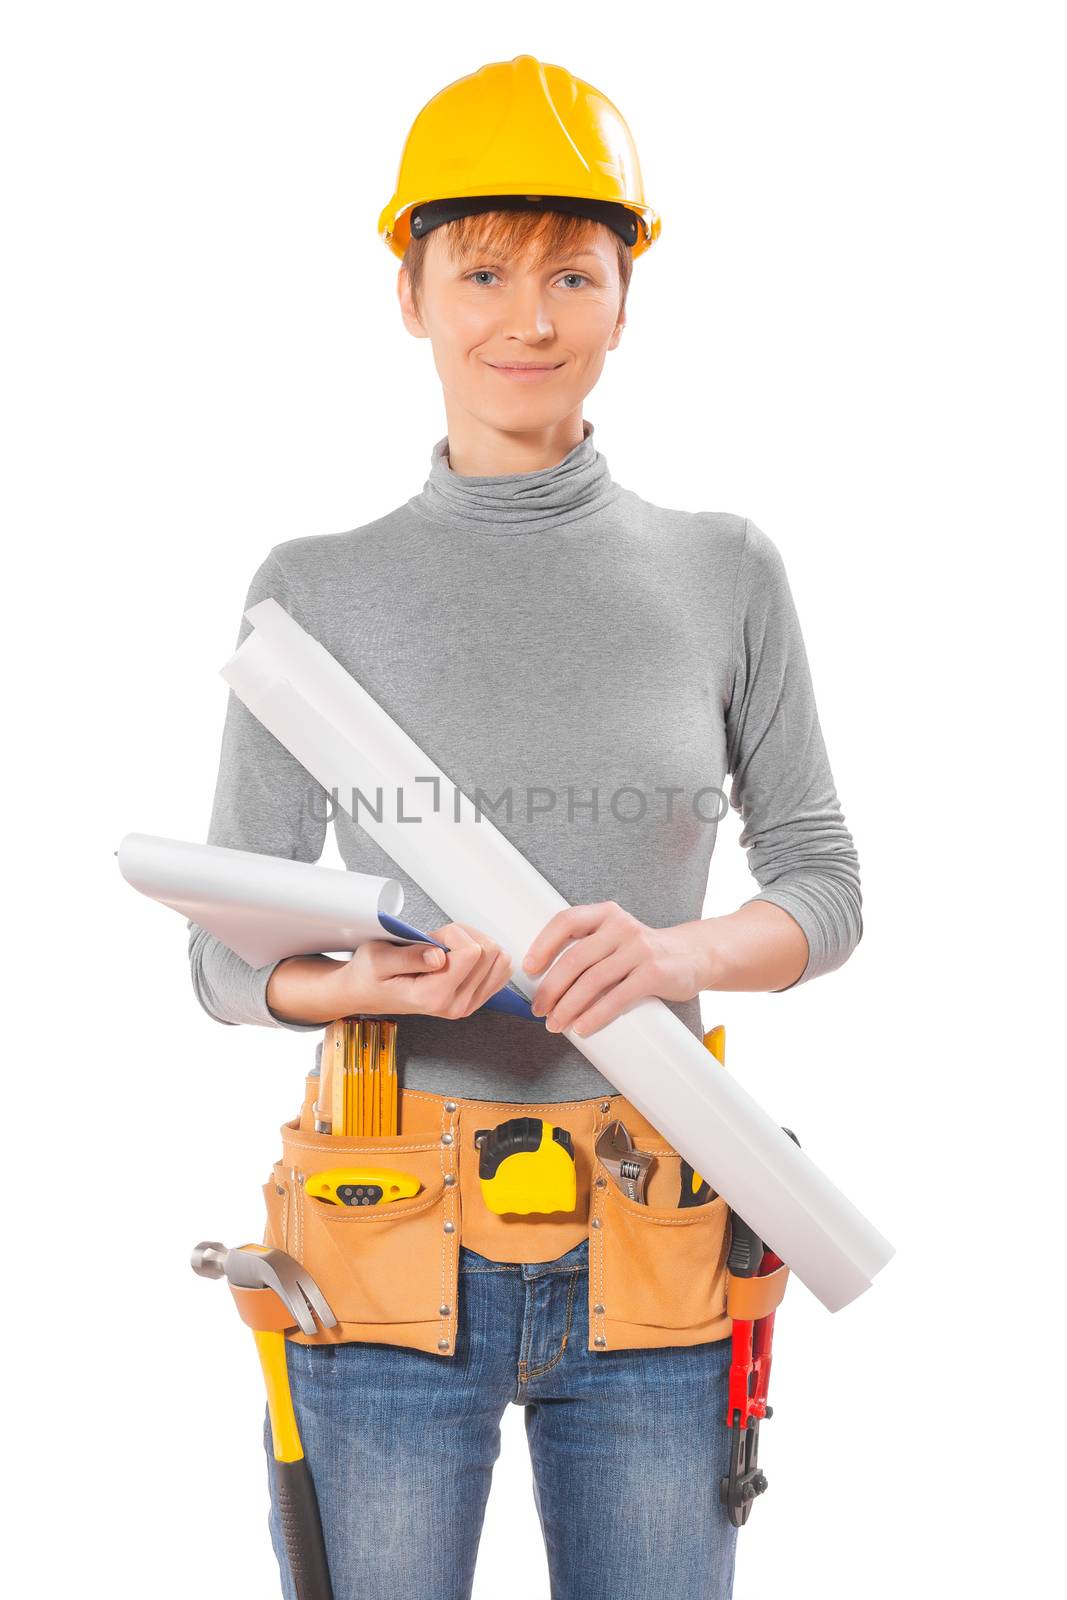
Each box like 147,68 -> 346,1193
263,1237 -> 739,1599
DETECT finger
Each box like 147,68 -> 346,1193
430,923 -> 484,980
375,940 -> 446,976
428,922 -> 478,954
568,968 -> 652,1038
523,904 -> 609,975
388,939 -> 485,1012
543,949 -> 634,1033
448,938 -> 507,1012
435,926 -> 502,1007
530,927 -> 617,1017
464,948 -> 515,1014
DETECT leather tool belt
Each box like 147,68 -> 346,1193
261,1075 -> 736,1358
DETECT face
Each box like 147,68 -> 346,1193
398,224 -> 625,434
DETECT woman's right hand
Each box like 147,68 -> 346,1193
266,924 -> 514,1025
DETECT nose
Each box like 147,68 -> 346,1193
499,279 -> 556,345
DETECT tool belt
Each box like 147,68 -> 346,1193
261,1073 -> 736,1358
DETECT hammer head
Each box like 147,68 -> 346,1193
191,1240 -> 338,1336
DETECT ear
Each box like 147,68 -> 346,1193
607,310 -> 626,353
397,266 -> 429,340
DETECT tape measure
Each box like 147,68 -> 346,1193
305,1168 -> 422,1207
475,1117 -> 577,1215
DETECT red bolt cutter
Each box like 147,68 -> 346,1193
719,1127 -> 799,1527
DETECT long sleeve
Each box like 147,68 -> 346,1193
187,548 -> 329,1030
724,518 -> 862,988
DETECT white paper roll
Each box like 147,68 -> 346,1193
116,832 -> 413,969
221,597 -> 895,1312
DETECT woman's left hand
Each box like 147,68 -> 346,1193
522,902 -> 711,1038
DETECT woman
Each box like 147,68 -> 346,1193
190,55 -> 861,1600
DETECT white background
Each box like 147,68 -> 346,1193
3,3 -> 1063,1595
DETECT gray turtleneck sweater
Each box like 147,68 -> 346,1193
188,421 -> 862,1102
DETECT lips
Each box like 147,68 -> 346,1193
485,361 -> 565,382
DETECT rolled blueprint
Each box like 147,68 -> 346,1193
221,597 -> 895,1312
117,832 -> 430,967
116,831 -> 534,1020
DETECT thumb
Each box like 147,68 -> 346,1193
373,939 -> 445,976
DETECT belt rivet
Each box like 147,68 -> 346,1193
444,1220 -> 456,1233
595,1176 -> 607,1188
444,1173 -> 456,1186
591,1217 -> 602,1229
438,1337 -> 450,1350
594,1303 -> 605,1315
594,1334 -> 607,1347
599,1101 -> 610,1112
439,1304 -> 451,1317
275,1185 -> 285,1196
441,1132 -> 454,1146
444,1101 -> 457,1113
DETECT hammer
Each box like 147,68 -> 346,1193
191,1240 -> 337,1600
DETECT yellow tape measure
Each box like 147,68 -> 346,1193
476,1117 -> 577,1215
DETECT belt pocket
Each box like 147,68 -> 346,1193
589,1142 -> 731,1350
262,1120 -> 458,1337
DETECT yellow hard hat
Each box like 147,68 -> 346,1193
378,54 -> 660,262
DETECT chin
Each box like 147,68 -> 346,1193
477,389 -> 578,425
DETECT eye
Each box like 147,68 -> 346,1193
464,269 -> 592,289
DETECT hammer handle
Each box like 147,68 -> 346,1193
273,1456 -> 334,1600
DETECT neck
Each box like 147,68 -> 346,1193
411,417 -> 619,535
440,404 -> 587,478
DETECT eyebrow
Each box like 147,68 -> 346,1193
455,246 -> 603,265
